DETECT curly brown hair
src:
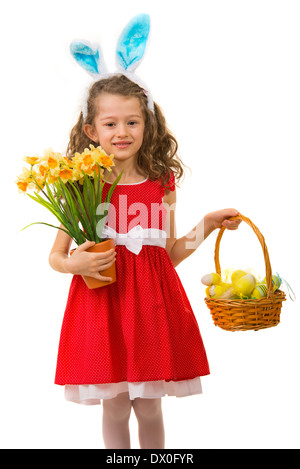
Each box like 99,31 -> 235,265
66,74 -> 188,189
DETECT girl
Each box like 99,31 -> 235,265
49,74 -> 240,449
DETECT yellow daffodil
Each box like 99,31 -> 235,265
47,173 -> 59,184
48,157 -> 59,169
61,156 -> 73,168
23,155 -> 40,166
41,149 -> 63,178
100,154 -> 114,167
16,167 -> 39,193
33,176 -> 46,192
37,164 -> 49,178
72,145 -> 114,179
58,168 -> 74,183
90,145 -> 115,169
17,145 -> 115,191
17,144 -> 123,247
16,179 -> 28,193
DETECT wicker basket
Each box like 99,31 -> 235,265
205,214 -> 286,331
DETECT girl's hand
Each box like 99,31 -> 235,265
63,240 -> 117,282
205,209 -> 241,231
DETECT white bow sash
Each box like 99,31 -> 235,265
101,225 -> 167,255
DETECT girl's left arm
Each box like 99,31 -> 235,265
163,188 -> 241,268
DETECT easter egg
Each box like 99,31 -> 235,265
251,283 -> 268,299
201,273 -> 222,286
234,274 -> 256,297
219,286 -> 236,299
209,283 -> 235,299
207,284 -> 225,297
231,270 -> 247,284
212,285 -> 224,298
273,275 -> 281,289
262,274 -> 282,292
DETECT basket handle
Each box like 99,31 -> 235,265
214,214 -> 274,297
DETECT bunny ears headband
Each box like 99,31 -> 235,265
70,13 -> 154,119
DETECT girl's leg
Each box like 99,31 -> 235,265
132,398 -> 165,449
102,392 -> 132,449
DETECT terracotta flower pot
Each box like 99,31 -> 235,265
70,238 -> 116,289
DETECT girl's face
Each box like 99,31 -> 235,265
84,93 -> 145,164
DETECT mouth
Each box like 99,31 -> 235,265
113,141 -> 132,149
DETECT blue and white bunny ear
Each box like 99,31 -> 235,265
70,40 -> 108,77
116,13 -> 151,73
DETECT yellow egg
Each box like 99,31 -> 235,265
231,270 -> 247,284
234,274 -> 256,297
206,285 -> 217,297
251,283 -> 268,299
209,283 -> 235,299
201,273 -> 222,286
219,285 -> 236,299
212,285 -> 226,298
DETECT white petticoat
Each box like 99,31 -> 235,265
64,378 -> 202,405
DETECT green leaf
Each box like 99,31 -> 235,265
85,175 -> 96,228
58,179 -> 85,245
95,170 -> 123,239
81,172 -> 98,240
67,181 -> 94,241
51,183 -> 79,231
105,170 -> 123,205
27,192 -> 69,229
21,221 -> 76,240
27,192 -> 81,243
22,167 -> 123,245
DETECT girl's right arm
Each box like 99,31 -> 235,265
49,225 -> 116,282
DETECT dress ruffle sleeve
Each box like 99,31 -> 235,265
161,171 -> 176,197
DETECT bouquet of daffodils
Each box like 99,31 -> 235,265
16,145 -> 122,245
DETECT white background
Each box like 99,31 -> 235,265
1,0 -> 299,449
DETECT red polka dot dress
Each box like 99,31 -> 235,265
55,173 -> 210,405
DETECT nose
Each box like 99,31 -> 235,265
116,122 -> 128,137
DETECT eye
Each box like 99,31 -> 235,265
128,121 -> 137,126
105,123 -> 115,127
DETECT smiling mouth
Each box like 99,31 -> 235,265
113,142 -> 132,149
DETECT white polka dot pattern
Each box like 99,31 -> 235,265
54,173 -> 210,387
